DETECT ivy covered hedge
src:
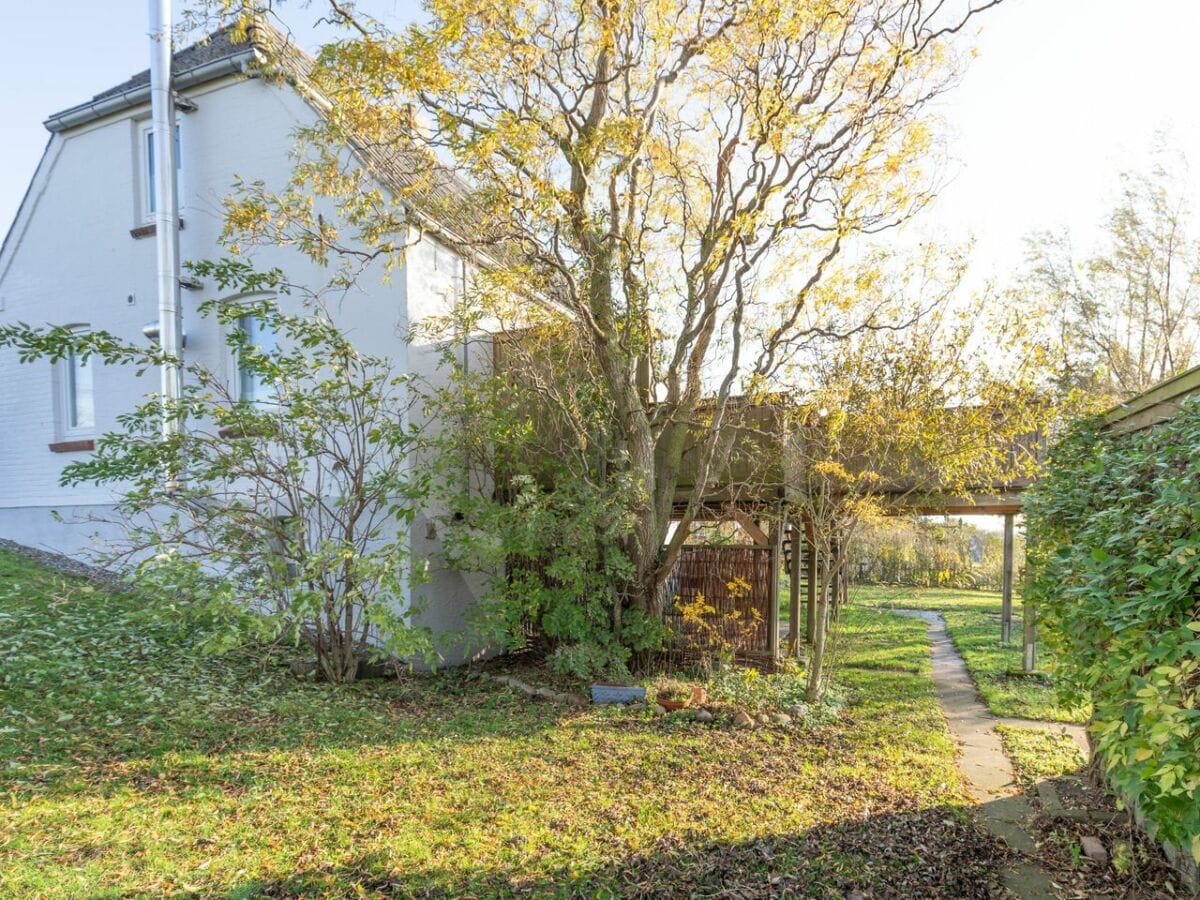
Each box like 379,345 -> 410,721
1026,398 -> 1200,864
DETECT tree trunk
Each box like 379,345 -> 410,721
806,552 -> 831,702
806,589 -> 829,702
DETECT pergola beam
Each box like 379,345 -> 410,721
729,507 -> 769,545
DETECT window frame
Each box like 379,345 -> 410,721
55,326 -> 95,440
137,119 -> 183,223
233,310 -> 280,407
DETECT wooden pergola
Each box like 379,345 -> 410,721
1097,365 -> 1200,435
667,400 -> 1043,666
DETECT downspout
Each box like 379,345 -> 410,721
461,255 -> 470,496
149,0 -> 184,456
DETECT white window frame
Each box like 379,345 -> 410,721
55,326 -> 95,439
232,310 -> 279,407
137,119 -> 183,223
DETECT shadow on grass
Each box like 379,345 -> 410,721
0,675 -> 594,796
219,805 -> 1009,899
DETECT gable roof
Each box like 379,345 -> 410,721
38,21 -> 512,268
44,26 -> 268,132
92,29 -> 257,103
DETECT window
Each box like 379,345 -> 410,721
66,345 -> 94,430
237,314 -> 278,405
140,121 -> 181,219
57,329 -> 94,437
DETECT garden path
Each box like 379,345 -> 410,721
893,608 -> 1064,900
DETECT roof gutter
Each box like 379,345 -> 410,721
43,47 -> 261,133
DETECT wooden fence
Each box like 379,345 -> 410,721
659,545 -> 775,661
508,543 -> 780,664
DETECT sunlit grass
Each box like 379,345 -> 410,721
995,725 -> 1086,785
0,549 -> 998,896
849,584 -> 1089,723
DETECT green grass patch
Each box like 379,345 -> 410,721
995,725 -> 1086,785
0,549 -> 1009,896
850,584 -> 1089,723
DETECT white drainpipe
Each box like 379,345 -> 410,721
148,0 -> 183,445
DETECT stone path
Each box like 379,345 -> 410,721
892,609 -> 1064,900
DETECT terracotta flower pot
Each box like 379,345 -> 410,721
657,694 -> 688,711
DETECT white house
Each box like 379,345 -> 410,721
0,24 -> 492,662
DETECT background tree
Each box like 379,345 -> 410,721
0,262 -> 435,684
846,516 -> 1018,592
206,0 -> 1004,627
1024,146 -> 1200,403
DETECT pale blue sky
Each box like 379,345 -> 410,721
2,0 -> 1199,283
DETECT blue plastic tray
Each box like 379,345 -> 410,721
590,683 -> 646,704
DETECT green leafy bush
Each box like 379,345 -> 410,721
442,470 -> 659,681
708,664 -> 812,716
0,261 -> 435,683
1026,399 -> 1200,863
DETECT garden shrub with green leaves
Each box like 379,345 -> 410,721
1025,398 -> 1200,863
0,261 -> 435,683
706,663 -> 840,723
442,471 -> 667,681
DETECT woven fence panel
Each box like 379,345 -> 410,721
660,545 -> 773,657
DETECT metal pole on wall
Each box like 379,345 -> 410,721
1000,513 -> 1014,643
149,0 -> 183,445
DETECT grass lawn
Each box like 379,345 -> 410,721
994,726 -> 1085,786
849,584 -> 1089,724
0,548 -> 1007,897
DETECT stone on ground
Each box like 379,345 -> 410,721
1080,835 -> 1108,865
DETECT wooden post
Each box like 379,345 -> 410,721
788,519 -> 802,656
1023,596 -> 1037,672
1001,513 -> 1014,643
805,517 -> 817,644
767,516 -> 782,660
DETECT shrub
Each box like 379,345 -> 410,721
708,664 -> 815,716
441,471 -> 654,681
0,261 -> 435,683
1025,399 -> 1200,863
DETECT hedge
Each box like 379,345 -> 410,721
1025,397 -> 1200,864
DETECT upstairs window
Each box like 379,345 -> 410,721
58,328 -> 94,436
140,121 -> 181,219
237,314 -> 278,405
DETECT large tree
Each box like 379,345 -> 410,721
212,0 -> 1002,619
1024,148 -> 1200,403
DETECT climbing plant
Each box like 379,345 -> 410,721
1025,398 -> 1200,863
